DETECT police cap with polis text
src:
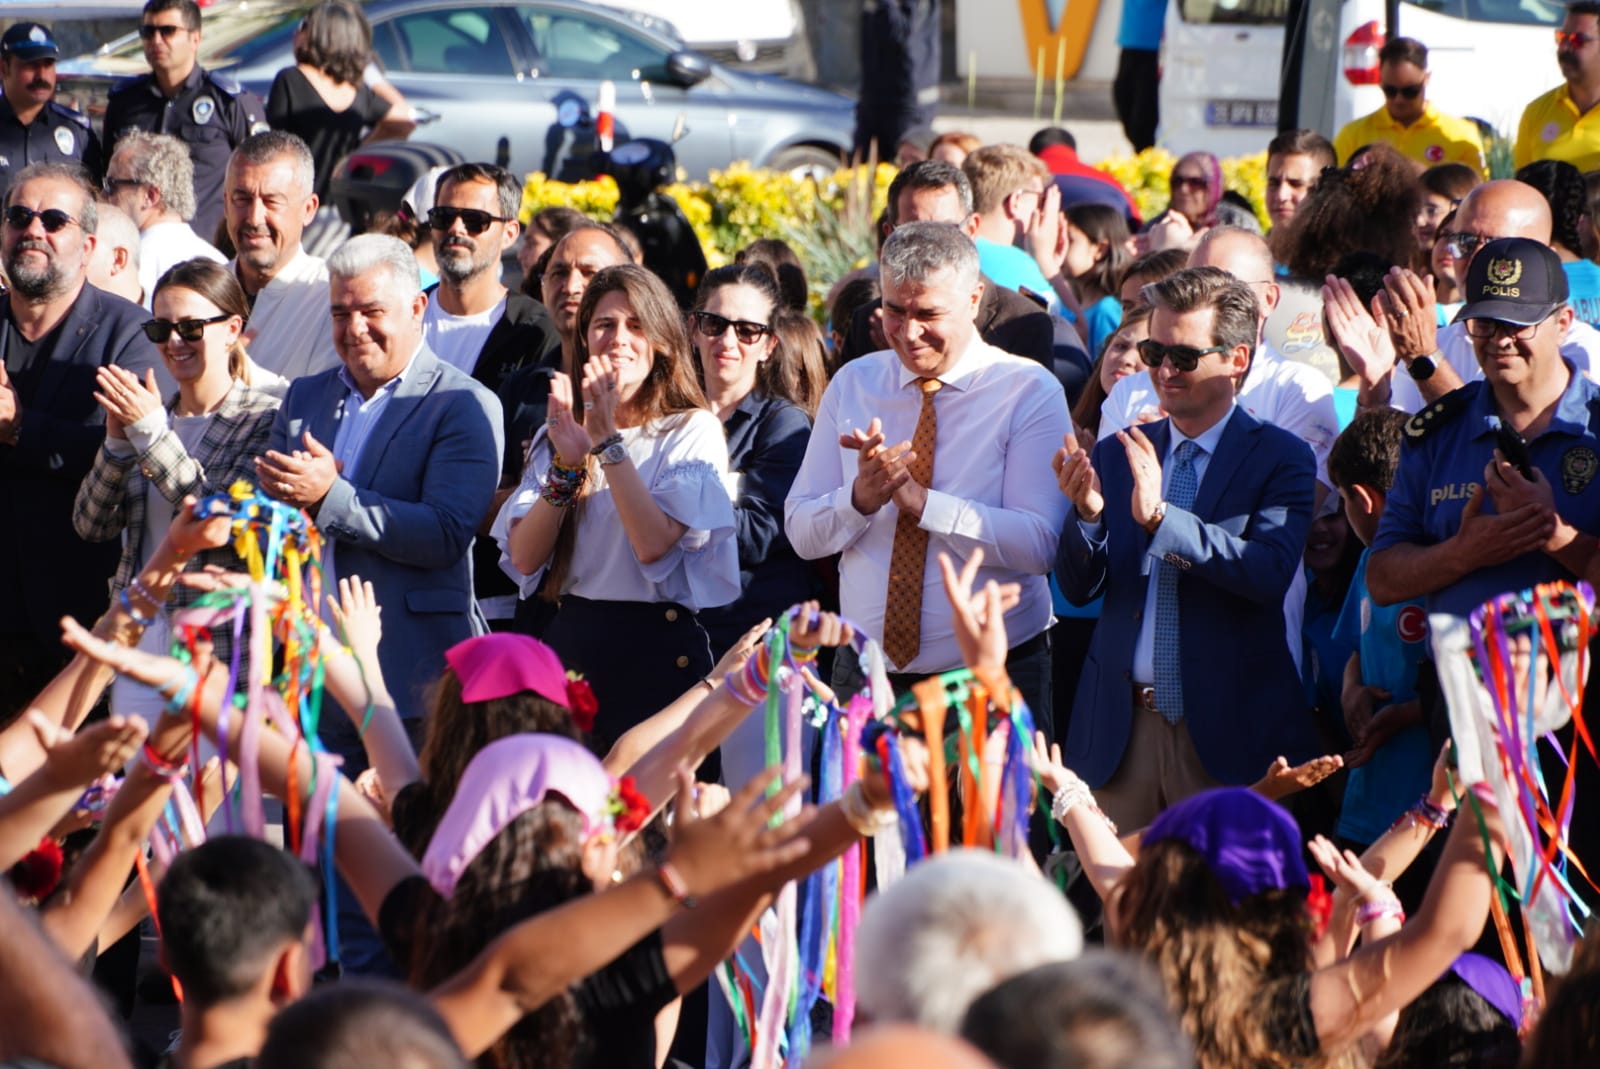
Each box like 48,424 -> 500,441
1454,237 -> 1567,326
1,23 -> 60,61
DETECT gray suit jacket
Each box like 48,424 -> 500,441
269,345 -> 504,745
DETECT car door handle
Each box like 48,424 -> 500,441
411,106 -> 442,126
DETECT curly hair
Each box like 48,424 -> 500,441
1515,158 -> 1587,257
1270,145 -> 1420,280
1111,839 -> 1345,1069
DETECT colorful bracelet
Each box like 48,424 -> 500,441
1355,897 -> 1405,927
119,587 -> 157,627
1415,795 -> 1451,830
139,742 -> 189,782
588,432 -> 623,456
655,859 -> 698,908
129,576 -> 165,610
540,459 -> 588,508
726,666 -> 765,706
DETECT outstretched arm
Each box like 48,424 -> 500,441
0,713 -> 147,870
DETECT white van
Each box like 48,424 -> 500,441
1159,0 -> 1565,159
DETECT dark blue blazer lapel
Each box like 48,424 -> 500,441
350,347 -> 441,485
18,285 -> 98,416
1190,408 -> 1259,520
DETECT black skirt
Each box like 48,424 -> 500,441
544,594 -> 713,746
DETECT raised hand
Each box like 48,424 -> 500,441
842,417 -> 915,516
1254,753 -> 1344,800
1053,432 -> 1104,521
93,366 -> 163,441
544,371 -> 593,463
1307,834 -> 1389,902
938,549 -> 1019,672
1116,426 -> 1165,530
165,496 -> 235,561
579,354 -> 622,439
1029,728 -> 1076,796
328,575 -> 383,670
663,764 -> 812,897
30,712 -> 147,790
1375,266 -> 1439,363
1322,275 -> 1397,389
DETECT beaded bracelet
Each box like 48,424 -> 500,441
1355,898 -> 1405,926
119,587 -> 157,627
1050,776 -> 1119,834
129,576 -> 164,609
1415,795 -> 1451,830
540,458 -> 588,508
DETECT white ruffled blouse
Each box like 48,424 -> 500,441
492,408 -> 740,612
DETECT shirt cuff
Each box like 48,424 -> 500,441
1076,517 -> 1106,543
919,488 -> 960,535
104,436 -> 138,459
126,408 -> 168,454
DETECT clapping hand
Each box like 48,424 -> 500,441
1053,432 -> 1104,522
1116,427 -> 1165,530
579,355 -> 623,440
1450,483 -> 1553,569
93,366 -> 163,441
255,431 -> 341,510
1374,266 -> 1439,363
842,417 -> 916,516
1322,275 -> 1397,390
545,372 -> 593,463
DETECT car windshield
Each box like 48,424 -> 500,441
1177,0 -> 1289,25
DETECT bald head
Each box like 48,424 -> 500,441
807,1026 -> 998,1069
1450,180 -> 1553,289
1187,226 -> 1278,327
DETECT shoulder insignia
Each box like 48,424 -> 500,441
108,74 -> 146,95
204,69 -> 243,95
1403,387 -> 1471,444
47,101 -> 91,128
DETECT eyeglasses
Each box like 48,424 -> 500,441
1557,29 -> 1596,49
103,177 -> 142,194
1464,315 -> 1551,341
141,314 -> 232,343
1136,338 -> 1229,371
1444,232 -> 1504,259
1171,175 -> 1208,192
4,205 -> 80,233
426,206 -> 510,235
1381,83 -> 1424,99
691,310 -> 771,345
138,23 -> 187,39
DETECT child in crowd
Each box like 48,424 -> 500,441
1326,409 -> 1435,857
1062,202 -> 1131,356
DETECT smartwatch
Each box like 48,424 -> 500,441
1407,354 -> 1437,381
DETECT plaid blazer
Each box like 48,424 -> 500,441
73,379 -> 278,655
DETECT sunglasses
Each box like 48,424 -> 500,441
1381,83 -> 1423,99
1557,29 -> 1596,49
426,206 -> 510,234
4,205 -> 80,233
103,177 -> 143,195
1171,175 -> 1208,192
138,23 -> 187,39
1463,315 -> 1549,341
1444,232 -> 1504,259
1136,338 -> 1228,371
691,310 -> 771,345
141,313 -> 232,343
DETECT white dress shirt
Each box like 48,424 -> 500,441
236,247 -> 339,382
785,337 -> 1074,674
1389,318 -> 1600,413
1078,406 -> 1235,685
139,219 -> 225,310
493,409 -> 739,612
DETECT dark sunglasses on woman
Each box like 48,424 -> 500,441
142,314 -> 232,344
691,310 -> 771,345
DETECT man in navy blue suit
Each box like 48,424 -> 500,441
1054,267 -> 1319,829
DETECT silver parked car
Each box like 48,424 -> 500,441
55,0 -> 855,179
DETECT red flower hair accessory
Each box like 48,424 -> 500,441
565,673 -> 599,733
608,776 -> 652,834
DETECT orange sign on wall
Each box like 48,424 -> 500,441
1017,0 -> 1104,81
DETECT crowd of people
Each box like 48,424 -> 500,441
4,0 -> 1600,1067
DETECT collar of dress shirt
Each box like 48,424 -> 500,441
338,343 -> 420,401
1167,400 -> 1236,460
891,332 -> 988,393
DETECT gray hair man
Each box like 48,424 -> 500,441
0,160 -> 155,709
103,130 -> 225,306
787,220 -> 1073,721
86,200 -> 145,305
854,850 -> 1084,1033
223,131 -> 336,383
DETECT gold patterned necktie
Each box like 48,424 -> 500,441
882,376 -> 942,667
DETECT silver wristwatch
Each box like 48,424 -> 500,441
598,440 -> 629,466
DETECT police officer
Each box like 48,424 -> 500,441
102,0 -> 266,246
0,23 -> 101,202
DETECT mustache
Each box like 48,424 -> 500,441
12,239 -> 50,254
441,238 -> 474,252
26,79 -> 51,90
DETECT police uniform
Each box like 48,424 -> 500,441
1372,371 -> 1600,617
0,97 -> 101,201
102,65 -> 267,245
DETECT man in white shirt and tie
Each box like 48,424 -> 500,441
786,221 -> 1073,717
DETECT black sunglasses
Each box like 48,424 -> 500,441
1136,338 -> 1228,371
1171,175 -> 1208,192
138,23 -> 186,39
1381,83 -> 1424,99
691,310 -> 771,345
142,313 -> 232,343
4,205 -> 80,233
427,206 -> 509,235
103,177 -> 143,194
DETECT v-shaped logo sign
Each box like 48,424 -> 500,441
1015,0 -> 1104,80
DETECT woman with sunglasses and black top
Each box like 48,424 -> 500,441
493,264 -> 738,745
72,258 -> 276,725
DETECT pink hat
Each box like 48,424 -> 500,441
421,734 -> 612,898
444,633 -> 572,707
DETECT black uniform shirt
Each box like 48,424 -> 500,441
0,97 -> 102,201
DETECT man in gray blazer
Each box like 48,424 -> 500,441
257,233 -> 503,761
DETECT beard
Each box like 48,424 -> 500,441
437,239 -> 489,285
5,240 -> 69,299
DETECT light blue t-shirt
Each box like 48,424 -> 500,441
1564,259 -> 1600,329
1082,294 -> 1123,358
1332,549 -> 1435,844
975,237 -> 1060,316
1118,0 -> 1168,49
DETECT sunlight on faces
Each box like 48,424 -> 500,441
586,288 -> 655,401
1147,305 -> 1248,427
140,10 -> 199,76
1379,59 -> 1428,124
696,282 -> 777,401
0,56 -> 56,110
2,176 -> 94,299
1266,152 -> 1319,231
1170,164 -> 1211,223
1100,318 -> 1149,394
542,229 -> 629,338
151,286 -> 240,390
330,268 -> 426,397
433,177 -> 516,285
881,266 -> 983,378
225,155 -> 316,276
894,185 -> 969,229
1470,305 -> 1572,391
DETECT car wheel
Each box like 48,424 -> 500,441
767,144 -> 844,181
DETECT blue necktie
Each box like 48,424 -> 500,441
1153,441 -> 1200,724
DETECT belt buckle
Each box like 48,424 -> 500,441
1133,685 -> 1159,714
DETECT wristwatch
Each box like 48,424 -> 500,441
1406,353 -> 1437,381
597,440 -> 629,466
1142,501 -> 1168,535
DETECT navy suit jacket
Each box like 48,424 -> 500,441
1055,407 -> 1319,787
270,346 -> 504,744
1,283 -> 157,640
